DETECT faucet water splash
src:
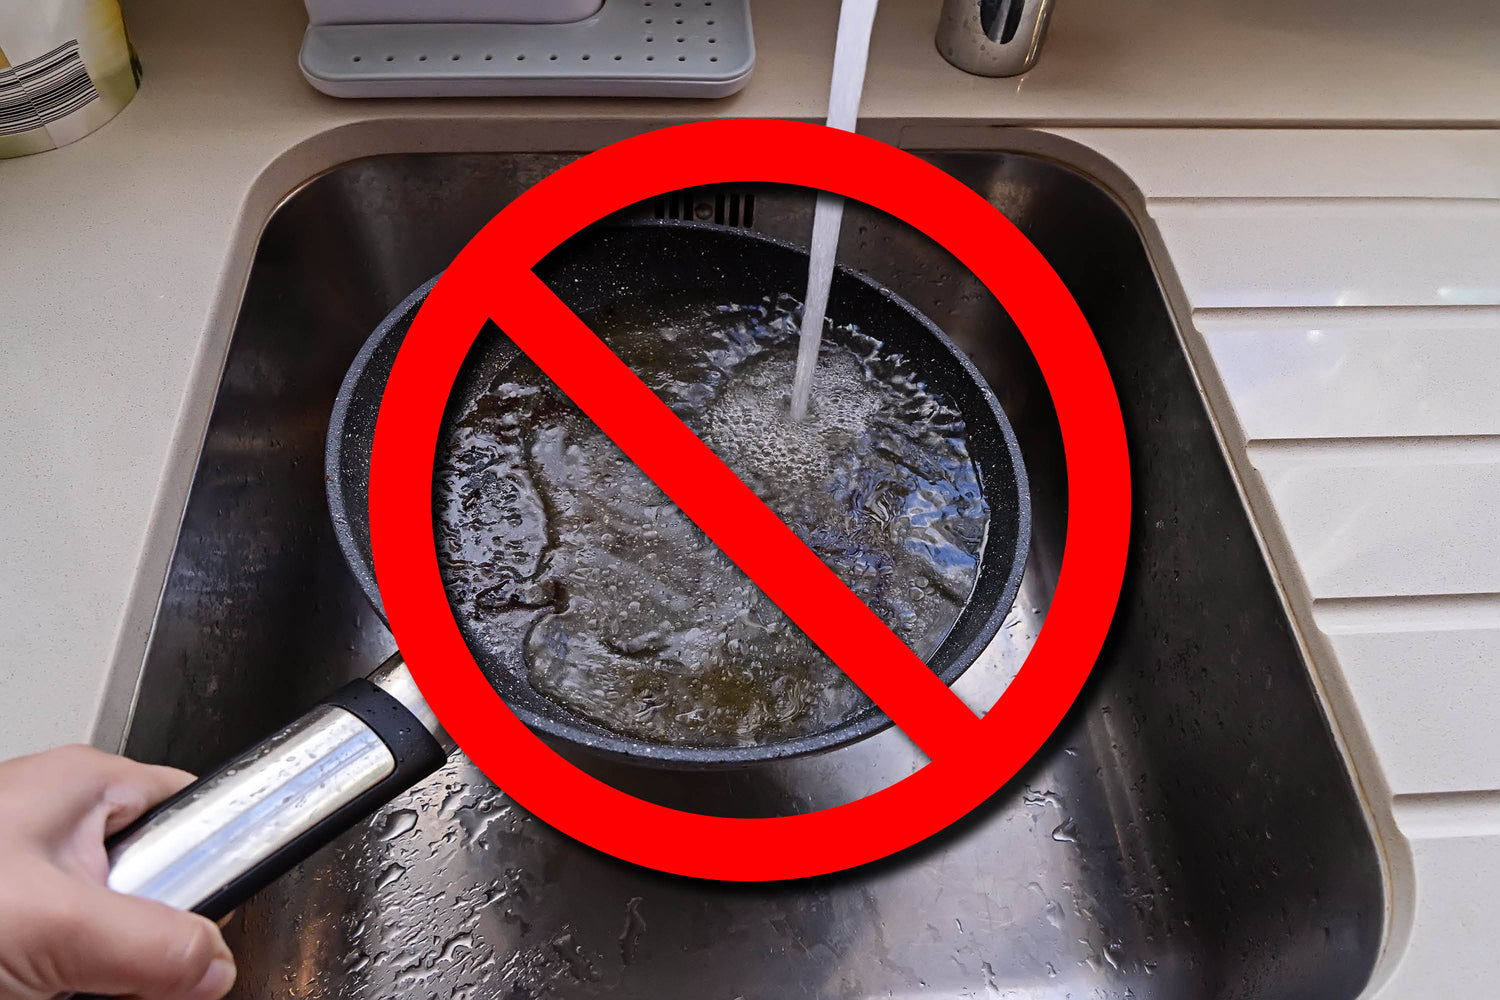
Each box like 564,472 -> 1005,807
789,0 -> 879,421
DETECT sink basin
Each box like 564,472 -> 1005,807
122,146 -> 1385,999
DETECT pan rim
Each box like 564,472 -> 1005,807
325,219 -> 1032,769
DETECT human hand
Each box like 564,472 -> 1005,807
0,745 -> 236,1000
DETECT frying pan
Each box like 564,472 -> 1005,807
101,220 -> 1031,919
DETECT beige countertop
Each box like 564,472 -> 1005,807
3,0 -> 1500,995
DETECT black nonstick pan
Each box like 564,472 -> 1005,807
102,220 -> 1031,919
332,221 -> 1030,766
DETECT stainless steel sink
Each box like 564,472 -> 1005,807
122,147 -> 1385,999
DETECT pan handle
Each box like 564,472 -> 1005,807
103,654 -> 452,921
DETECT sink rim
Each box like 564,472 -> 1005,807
114,130 -> 1403,998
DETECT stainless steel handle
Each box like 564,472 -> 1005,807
936,0 -> 1056,77
106,655 -> 451,918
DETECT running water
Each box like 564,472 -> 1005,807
789,0 -> 881,421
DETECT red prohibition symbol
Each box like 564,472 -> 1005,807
368,118 -> 1131,881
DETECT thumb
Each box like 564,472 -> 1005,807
32,880 -> 235,1000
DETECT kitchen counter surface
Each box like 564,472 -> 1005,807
2,0 -> 1498,996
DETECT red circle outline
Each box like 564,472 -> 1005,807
368,119 -> 1130,881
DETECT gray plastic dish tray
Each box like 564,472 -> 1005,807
300,0 -> 753,98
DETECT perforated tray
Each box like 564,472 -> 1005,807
304,0 -> 603,26
299,0 -> 753,98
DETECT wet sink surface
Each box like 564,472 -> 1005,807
124,149 -> 1384,999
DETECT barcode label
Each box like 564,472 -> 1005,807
0,39 -> 100,137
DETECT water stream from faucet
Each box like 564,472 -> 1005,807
789,0 -> 880,421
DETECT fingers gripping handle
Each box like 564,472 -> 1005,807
104,655 -> 450,921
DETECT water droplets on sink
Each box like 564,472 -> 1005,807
378,808 -> 419,842
375,863 -> 406,890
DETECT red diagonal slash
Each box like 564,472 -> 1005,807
491,268 -> 983,762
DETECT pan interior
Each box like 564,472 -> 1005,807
327,221 -> 1030,767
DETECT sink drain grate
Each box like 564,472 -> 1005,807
299,0 -> 753,98
651,187 -> 756,227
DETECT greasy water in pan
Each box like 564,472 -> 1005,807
434,292 -> 989,747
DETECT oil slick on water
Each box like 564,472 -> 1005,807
434,293 -> 988,747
